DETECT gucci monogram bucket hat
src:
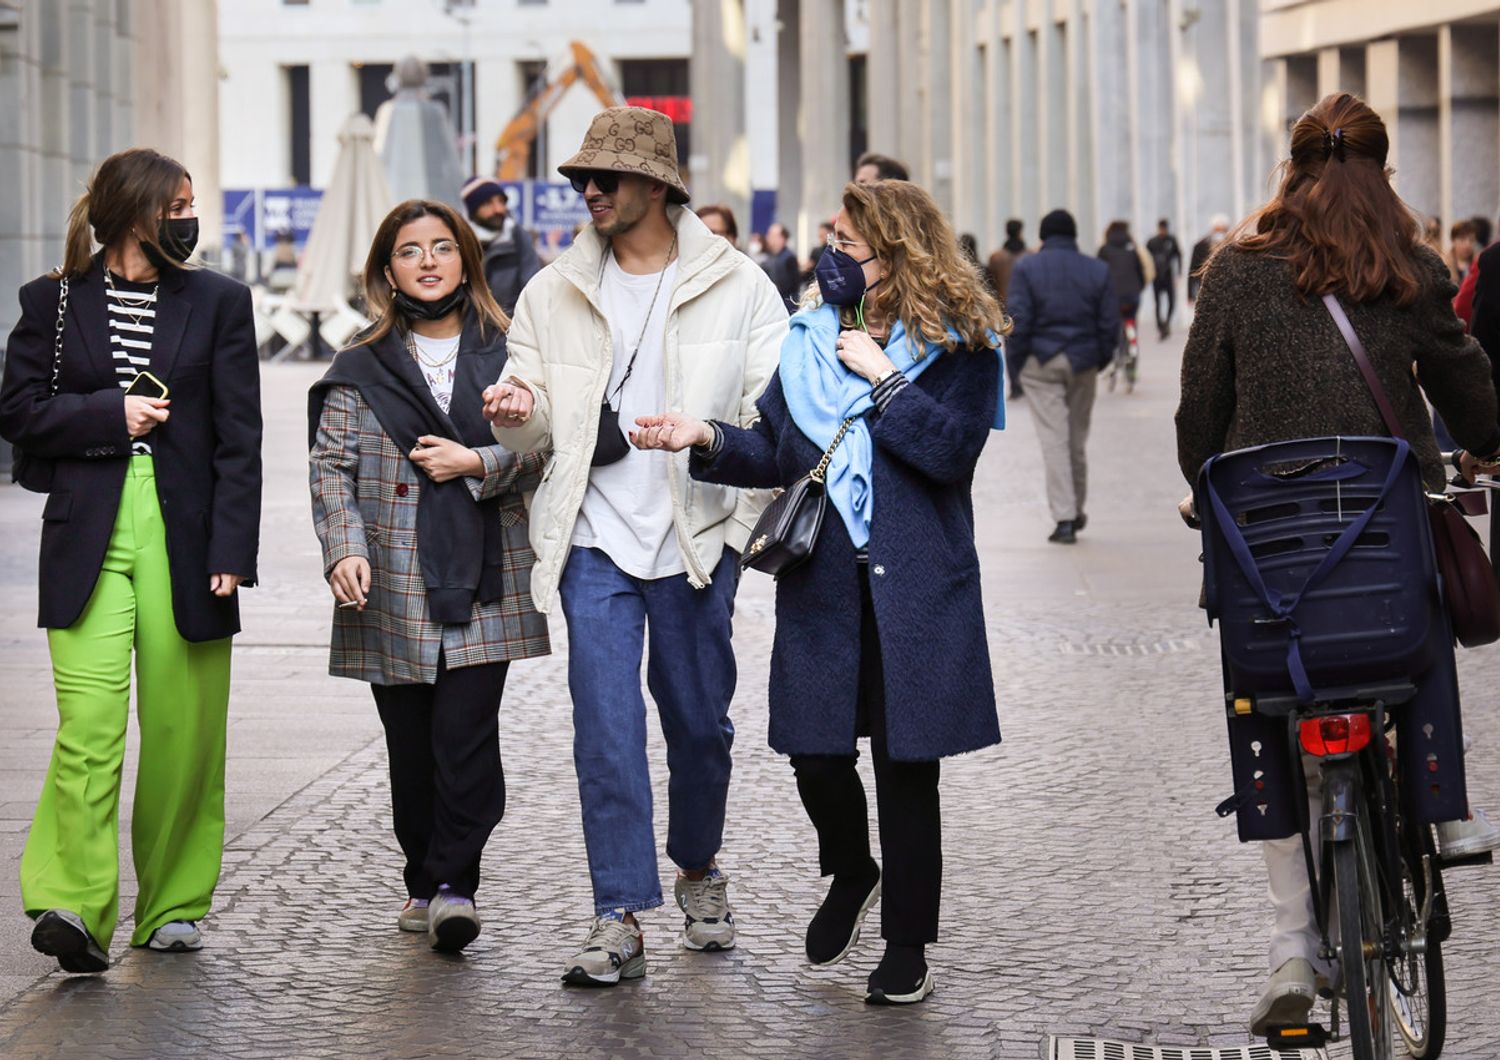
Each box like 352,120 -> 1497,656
557,106 -> 690,204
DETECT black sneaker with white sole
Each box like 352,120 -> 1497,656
865,943 -> 934,1005
806,861 -> 880,965
31,909 -> 109,974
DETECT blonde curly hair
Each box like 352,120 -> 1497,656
802,180 -> 1011,353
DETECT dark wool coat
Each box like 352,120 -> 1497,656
692,349 -> 1001,762
1466,240 -> 1500,411
0,256 -> 262,641
1176,244 -> 1500,492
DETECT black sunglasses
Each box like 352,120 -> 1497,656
569,170 -> 622,195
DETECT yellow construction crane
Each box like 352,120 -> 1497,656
494,41 -> 625,180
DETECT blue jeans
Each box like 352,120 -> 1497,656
559,546 -> 738,913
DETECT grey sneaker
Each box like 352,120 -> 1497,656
674,869 -> 736,951
1249,957 -> 1317,1035
31,910 -> 109,973
147,921 -> 203,952
427,886 -> 480,952
1436,807 -> 1500,860
397,898 -> 429,933
561,915 -> 647,986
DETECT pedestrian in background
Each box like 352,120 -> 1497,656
1187,213 -> 1229,302
1005,209 -> 1119,544
1175,91 -> 1500,1036
1146,218 -> 1183,339
481,106 -> 786,987
853,151 -> 909,184
695,203 -> 740,248
461,176 -> 540,316
1472,215 -> 1493,253
1098,219 -> 1149,332
761,221 -> 802,309
632,178 -> 1006,1006
1466,235 -> 1500,562
986,218 -> 1030,302
308,199 -> 548,955
1448,218 -> 1478,284
0,147 -> 262,972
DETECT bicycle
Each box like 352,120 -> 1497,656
1192,435 -> 1489,1060
1107,311 -> 1140,394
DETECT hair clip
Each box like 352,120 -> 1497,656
1325,128 -> 1347,163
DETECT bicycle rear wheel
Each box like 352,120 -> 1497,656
1390,823 -> 1446,1058
1334,830 -> 1396,1060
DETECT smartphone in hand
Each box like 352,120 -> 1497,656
124,370 -> 170,401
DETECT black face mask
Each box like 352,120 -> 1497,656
393,285 -> 468,321
142,217 -> 199,270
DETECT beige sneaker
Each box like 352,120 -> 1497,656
1436,807 -> 1500,860
1250,957 -> 1317,1035
561,915 -> 647,986
674,869 -> 736,952
397,898 -> 428,933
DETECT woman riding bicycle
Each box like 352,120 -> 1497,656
1174,92 -> 1500,1036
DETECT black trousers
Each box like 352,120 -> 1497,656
1153,281 -> 1175,334
789,569 -> 942,945
371,656 -> 509,900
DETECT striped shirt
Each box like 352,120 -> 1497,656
106,273 -> 158,455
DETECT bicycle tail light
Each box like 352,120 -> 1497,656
1298,713 -> 1374,757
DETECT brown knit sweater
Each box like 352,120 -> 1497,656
1176,244 -> 1500,491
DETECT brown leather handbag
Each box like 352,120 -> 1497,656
1324,294 -> 1500,647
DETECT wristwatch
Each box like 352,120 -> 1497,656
870,368 -> 898,388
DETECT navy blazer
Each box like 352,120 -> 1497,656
693,349 -> 1001,762
1004,236 -> 1120,382
0,256 -> 262,641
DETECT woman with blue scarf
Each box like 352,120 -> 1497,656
632,180 -> 1008,1004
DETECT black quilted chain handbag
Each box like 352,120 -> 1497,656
739,416 -> 855,578
11,277 -> 69,493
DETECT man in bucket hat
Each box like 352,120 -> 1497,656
483,106 -> 787,985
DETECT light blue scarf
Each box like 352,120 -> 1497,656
778,304 -> 1005,549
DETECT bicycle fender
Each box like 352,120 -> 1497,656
1320,760 -> 1360,843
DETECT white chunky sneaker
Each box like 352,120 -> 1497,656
1436,807 -> 1500,860
561,914 -> 647,986
1249,957 -> 1317,1035
427,886 -> 480,952
397,898 -> 429,933
147,921 -> 203,953
674,868 -> 736,952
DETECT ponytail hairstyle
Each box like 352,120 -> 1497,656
352,199 -> 508,349
1222,92 -> 1423,305
54,148 -> 192,279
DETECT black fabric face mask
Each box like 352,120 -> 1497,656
142,217 -> 199,269
394,285 -> 468,321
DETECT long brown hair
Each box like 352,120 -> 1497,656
1222,92 -> 1423,305
804,180 -> 1010,352
56,148 -> 191,279
353,199 -> 508,347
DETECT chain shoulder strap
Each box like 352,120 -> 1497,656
809,416 -> 856,484
49,277 -> 69,397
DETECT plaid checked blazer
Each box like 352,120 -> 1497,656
310,384 -> 550,685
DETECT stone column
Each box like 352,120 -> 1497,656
775,0 -> 802,240
689,0 -> 750,228
1365,39 -> 1401,168
982,0 -> 1010,250
798,0 -> 848,250
865,0 -> 900,161
1011,0 -> 1038,228
896,0 -> 924,173
1440,23 -> 1499,231
949,0 -> 985,239
924,0 -> 954,215
1088,0 -> 1130,234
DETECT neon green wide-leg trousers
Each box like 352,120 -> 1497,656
21,456 -> 231,950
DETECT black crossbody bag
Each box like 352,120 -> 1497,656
739,416 -> 855,578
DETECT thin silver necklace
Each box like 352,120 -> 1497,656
602,232 -> 678,407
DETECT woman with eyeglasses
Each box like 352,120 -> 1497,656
308,199 -> 549,953
0,147 -> 262,972
632,179 -> 1007,1005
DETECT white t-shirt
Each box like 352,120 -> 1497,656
571,253 -> 683,579
411,331 -> 460,413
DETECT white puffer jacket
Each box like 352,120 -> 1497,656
496,207 -> 788,612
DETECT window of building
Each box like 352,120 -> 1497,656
620,59 -> 691,166
287,65 -> 311,185
517,60 -> 548,179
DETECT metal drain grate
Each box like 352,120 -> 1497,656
1044,1038 -> 1326,1060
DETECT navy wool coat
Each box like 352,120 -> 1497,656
694,347 -> 1001,761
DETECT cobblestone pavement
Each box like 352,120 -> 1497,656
0,331 -> 1497,1059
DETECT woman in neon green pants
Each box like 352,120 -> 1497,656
0,149 -> 262,972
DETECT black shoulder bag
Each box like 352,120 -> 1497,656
739,416 -> 855,578
10,277 -> 69,493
